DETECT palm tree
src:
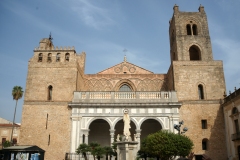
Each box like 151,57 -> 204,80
11,86 -> 23,145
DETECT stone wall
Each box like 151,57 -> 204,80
20,103 -> 71,160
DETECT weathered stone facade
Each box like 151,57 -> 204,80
20,5 -> 227,160
223,88 -> 240,160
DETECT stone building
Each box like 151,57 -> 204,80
20,5 -> 227,160
0,117 -> 21,148
223,88 -> 240,160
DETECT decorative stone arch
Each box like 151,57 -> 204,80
114,79 -> 136,91
188,43 -> 202,60
86,117 -> 112,129
196,81 -> 207,100
139,117 -> 164,129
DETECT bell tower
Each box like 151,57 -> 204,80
167,5 -> 227,159
169,4 -> 213,62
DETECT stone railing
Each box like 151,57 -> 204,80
72,91 -> 178,103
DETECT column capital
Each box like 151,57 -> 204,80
135,129 -> 141,133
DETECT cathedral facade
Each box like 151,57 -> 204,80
20,5 -> 227,160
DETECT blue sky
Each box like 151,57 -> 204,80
0,0 -> 239,123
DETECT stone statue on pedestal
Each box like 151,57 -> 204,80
123,109 -> 131,140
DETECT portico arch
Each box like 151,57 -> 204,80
140,118 -> 163,140
114,118 -> 137,141
88,119 -> 111,146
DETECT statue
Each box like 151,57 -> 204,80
123,109 -> 131,139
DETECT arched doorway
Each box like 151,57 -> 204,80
140,119 -> 162,140
114,120 -> 136,141
89,119 -> 110,146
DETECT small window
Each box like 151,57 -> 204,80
65,53 -> 70,61
202,139 -> 208,150
46,113 -> 48,129
192,24 -> 198,35
201,120 -> 207,129
232,107 -> 239,115
56,53 -> 60,62
48,134 -> 50,146
48,85 -> 53,100
47,53 -> 52,62
186,24 -> 191,35
82,134 -> 85,143
198,84 -> 204,99
38,53 -> 43,62
2,138 -> 6,144
119,84 -> 132,92
13,138 -> 17,145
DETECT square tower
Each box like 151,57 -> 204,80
167,5 -> 227,159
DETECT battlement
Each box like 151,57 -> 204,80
34,46 -> 75,51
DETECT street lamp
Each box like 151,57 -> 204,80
174,120 -> 188,134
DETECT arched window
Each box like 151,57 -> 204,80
65,53 -> 70,61
189,45 -> 201,60
38,53 -> 43,62
47,53 -> 52,62
202,139 -> 208,150
56,53 -> 60,62
192,24 -> 198,35
232,107 -> 239,115
82,134 -> 85,143
119,84 -> 132,92
48,85 -> 53,100
198,84 -> 204,100
186,24 -> 191,35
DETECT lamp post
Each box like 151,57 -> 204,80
174,120 -> 188,134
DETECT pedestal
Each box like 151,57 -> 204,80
115,141 -> 138,160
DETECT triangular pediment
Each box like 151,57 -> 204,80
97,61 -> 154,74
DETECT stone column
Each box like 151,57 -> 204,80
82,129 -> 90,144
135,129 -> 141,150
110,129 -> 115,144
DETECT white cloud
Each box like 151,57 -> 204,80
69,0 -> 115,29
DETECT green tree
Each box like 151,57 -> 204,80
142,130 -> 193,160
11,86 -> 23,144
3,140 -> 11,148
89,142 -> 101,160
92,146 -> 105,160
104,146 -> 114,160
76,143 -> 90,160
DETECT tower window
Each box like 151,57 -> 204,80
65,53 -> 70,61
48,85 -> 53,100
189,45 -> 201,60
56,53 -> 60,62
198,84 -> 204,100
201,120 -> 207,129
186,24 -> 191,35
202,139 -> 208,150
38,53 -> 43,62
119,84 -> 132,92
192,24 -> 198,35
47,53 -> 52,62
